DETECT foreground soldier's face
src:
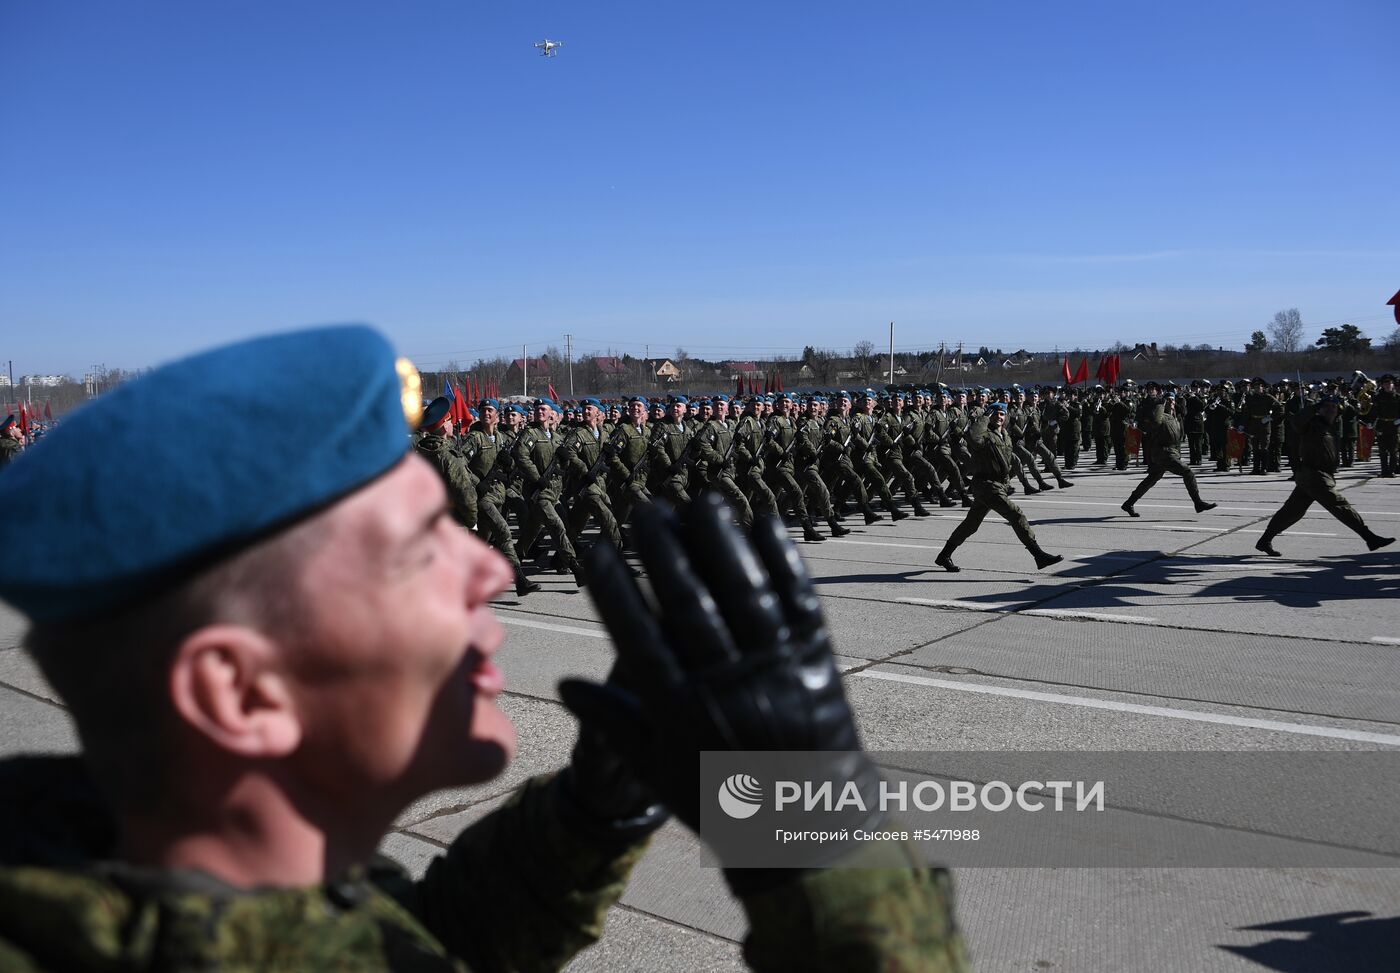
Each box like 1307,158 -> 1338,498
283,455 -> 515,802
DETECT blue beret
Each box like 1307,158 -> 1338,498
988,402 -> 1008,413
579,397 -> 601,409
420,396 -> 452,430
509,403 -> 529,416
667,394 -> 689,405
714,394 -> 729,402
625,395 -> 646,406
478,397 -> 500,412
837,390 -> 851,400
0,325 -> 412,622
536,398 -> 559,411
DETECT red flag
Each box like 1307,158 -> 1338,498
1072,357 -> 1089,385
18,404 -> 28,437
44,401 -> 53,420
777,371 -> 784,393
763,372 -> 770,394
1062,355 -> 1072,384
1109,353 -> 1121,385
736,373 -> 743,396
1094,356 -> 1107,381
547,383 -> 557,403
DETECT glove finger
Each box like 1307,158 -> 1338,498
558,679 -> 651,767
677,493 -> 788,657
750,513 -> 827,646
630,502 -> 740,669
582,537 -> 685,693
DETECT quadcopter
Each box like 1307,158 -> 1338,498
533,39 -> 564,58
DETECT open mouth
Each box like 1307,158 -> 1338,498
462,645 -> 506,697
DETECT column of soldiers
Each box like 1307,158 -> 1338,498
408,371 -> 1399,592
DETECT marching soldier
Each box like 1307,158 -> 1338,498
608,395 -> 654,531
796,396 -> 850,537
514,399 -> 585,584
693,394 -> 755,530
876,392 -> 931,518
1109,386 -> 1133,470
464,397 -> 539,596
1089,386 -> 1111,466
1256,394 -> 1395,556
821,391 -> 884,524
764,394 -> 826,542
559,397 -> 623,552
853,391 -> 905,520
649,394 -> 695,506
1243,377 -> 1277,475
0,415 -> 24,468
735,395 -> 780,519
935,403 -> 1064,573
1029,387 -> 1075,489
1183,382 -> 1208,465
415,396 -> 478,531
1121,391 -> 1217,518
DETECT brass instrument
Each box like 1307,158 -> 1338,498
1352,371 -> 1377,415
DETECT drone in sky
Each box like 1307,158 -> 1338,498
533,39 -> 564,58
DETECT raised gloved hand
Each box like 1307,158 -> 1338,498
558,493 -> 880,840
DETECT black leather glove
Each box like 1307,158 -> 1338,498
558,494 -> 880,844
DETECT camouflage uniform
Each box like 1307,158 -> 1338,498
416,433 -> 478,530
734,411 -> 779,518
462,423 -> 522,571
608,421 -> 653,527
1123,401 -> 1209,510
938,414 -> 1048,563
513,422 -> 579,572
560,425 -> 622,549
0,438 -> 21,470
649,417 -> 694,506
693,417 -> 754,529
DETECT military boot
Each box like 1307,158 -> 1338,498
1030,546 -> 1063,570
1255,535 -> 1281,556
863,503 -> 884,525
828,516 -> 851,537
1364,531 -> 1396,552
891,508 -> 910,522
912,501 -> 933,517
935,545 -> 960,572
802,518 -> 825,542
514,566 -> 542,597
1055,476 -> 1075,489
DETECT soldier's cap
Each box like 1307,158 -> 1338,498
979,387 -> 991,396
535,398 -> 559,411
781,392 -> 797,402
1379,374 -> 1396,383
714,394 -> 730,402
811,395 -> 827,404
477,397 -> 500,412
837,389 -> 852,400
420,396 -> 452,431
988,402 -> 1007,413
0,415 -> 14,432
667,394 -> 689,405
1143,380 -> 1161,389
1165,391 -> 1177,399
508,403 -> 529,416
625,395 -> 647,406
695,398 -> 711,408
1251,376 -> 1267,385
0,325 -> 414,623
578,397 -> 602,409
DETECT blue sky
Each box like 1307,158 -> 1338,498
2,0 -> 1397,377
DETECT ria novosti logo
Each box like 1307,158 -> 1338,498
717,773 -> 764,819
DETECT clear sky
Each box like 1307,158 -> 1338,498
3,0 -> 1397,377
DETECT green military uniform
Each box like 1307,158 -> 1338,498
820,412 -> 880,523
607,420 -> 653,527
0,438 -> 21,470
734,410 -> 779,518
649,417 -> 694,507
1057,395 -> 1081,470
1338,394 -> 1358,467
1258,410 -> 1389,552
0,755 -> 969,971
462,423 -> 523,572
560,424 -> 622,549
876,406 -> 928,517
900,407 -> 949,504
763,413 -> 819,529
1205,390 -> 1235,472
937,412 -> 1057,570
795,413 -> 843,535
513,422 -> 580,574
1089,392 -> 1111,466
693,417 -> 754,529
1004,402 -> 1045,494
850,408 -> 901,518
1027,398 -> 1071,487
416,433 -> 478,530
927,404 -> 970,502
1122,400 -> 1211,514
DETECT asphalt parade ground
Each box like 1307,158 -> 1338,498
2,460 -> 1398,971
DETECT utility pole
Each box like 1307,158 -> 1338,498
522,345 -> 528,398
888,322 -> 895,386
565,333 -> 574,396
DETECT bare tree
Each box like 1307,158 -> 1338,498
851,340 -> 876,380
1268,308 -> 1305,353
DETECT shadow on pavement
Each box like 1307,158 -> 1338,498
1219,910 -> 1400,972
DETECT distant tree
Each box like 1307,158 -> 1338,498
801,345 -> 817,364
1313,324 -> 1370,353
1268,308 -> 1305,352
1387,327 -> 1400,348
1195,343 -> 1215,353
851,339 -> 876,374
1245,331 -> 1269,354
